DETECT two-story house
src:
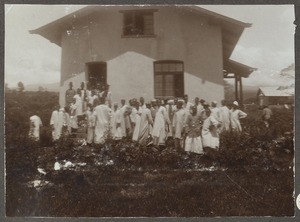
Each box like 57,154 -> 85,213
30,5 -> 256,107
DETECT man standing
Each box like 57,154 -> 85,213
262,105 -> 273,128
111,103 -> 123,141
99,84 -> 112,108
219,100 -> 230,132
139,102 -> 154,146
94,97 -> 112,144
65,82 -> 76,107
230,101 -> 247,132
29,114 -> 43,141
152,99 -> 170,146
194,97 -> 203,116
50,105 -> 64,141
172,100 -> 186,149
211,101 -> 222,124
140,97 -> 146,109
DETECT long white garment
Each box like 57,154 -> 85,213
132,108 -> 142,141
111,109 -> 123,140
211,107 -> 222,123
29,115 -> 43,141
220,106 -> 230,131
120,105 -> 127,137
196,104 -> 204,116
152,106 -> 170,144
72,94 -> 83,116
94,104 -> 111,144
185,136 -> 203,154
86,110 -> 96,144
202,115 -> 220,149
50,110 -> 64,140
230,109 -> 247,132
138,108 -> 153,146
166,104 -> 174,137
172,108 -> 186,139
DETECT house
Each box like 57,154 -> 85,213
29,5 -> 256,107
257,85 -> 294,106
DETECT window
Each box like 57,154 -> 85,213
122,10 -> 156,36
154,61 -> 184,99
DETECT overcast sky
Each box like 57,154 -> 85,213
5,4 -> 295,87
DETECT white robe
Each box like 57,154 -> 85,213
71,94 -> 83,116
86,110 -> 96,144
220,106 -> 230,131
29,115 -> 43,141
138,108 -> 153,146
230,109 -> 247,132
111,109 -> 123,140
131,108 -> 142,141
94,104 -> 111,144
202,115 -> 220,149
211,107 -> 222,123
50,110 -> 64,141
172,108 -> 186,139
152,106 -> 170,144
120,105 -> 128,137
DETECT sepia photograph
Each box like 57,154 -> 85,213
4,4 -> 295,217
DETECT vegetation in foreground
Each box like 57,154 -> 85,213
5,91 -> 294,217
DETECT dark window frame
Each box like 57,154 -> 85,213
153,60 -> 184,99
120,9 -> 157,37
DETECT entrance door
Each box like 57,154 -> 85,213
86,62 -> 107,90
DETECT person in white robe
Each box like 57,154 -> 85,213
50,106 -> 65,141
194,97 -> 204,116
151,100 -> 171,146
202,105 -> 221,149
138,102 -> 154,146
219,100 -> 230,132
172,100 -> 186,149
120,99 -> 128,138
230,101 -> 247,132
183,94 -> 194,118
62,106 -> 71,136
139,97 -> 146,109
88,90 -> 98,107
86,103 -> 96,145
99,84 -> 112,108
131,100 -> 142,142
185,106 -> 203,154
80,82 -> 87,112
71,89 -> 83,116
94,98 -> 112,144
111,103 -> 123,141
29,114 -> 43,141
166,100 -> 175,138
211,101 -> 222,123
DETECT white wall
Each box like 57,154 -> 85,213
184,72 -> 224,104
107,51 -> 155,105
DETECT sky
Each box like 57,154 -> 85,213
4,4 -> 295,87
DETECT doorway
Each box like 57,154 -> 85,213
86,62 -> 107,90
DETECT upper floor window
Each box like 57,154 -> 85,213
121,10 -> 156,37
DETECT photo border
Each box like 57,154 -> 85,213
1,0 -> 298,221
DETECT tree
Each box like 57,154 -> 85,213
38,86 -> 45,92
17,82 -> 25,92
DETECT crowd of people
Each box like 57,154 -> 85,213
28,81 -> 254,156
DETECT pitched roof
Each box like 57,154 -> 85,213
29,5 -> 251,60
224,59 -> 257,78
258,86 -> 295,97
